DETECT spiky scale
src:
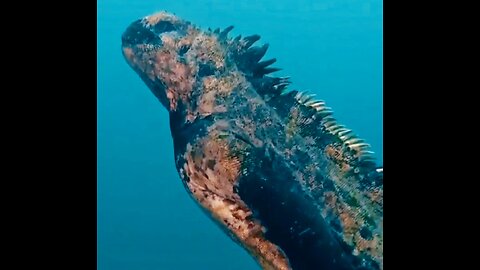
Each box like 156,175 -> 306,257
284,90 -> 299,97
273,82 -> 289,91
303,100 -> 316,106
247,44 -> 269,63
349,142 -> 370,149
335,128 -> 348,134
317,106 -> 332,112
340,133 -> 355,141
300,95 -> 314,104
295,91 -> 313,103
294,91 -> 303,100
302,94 -> 316,105
324,123 -> 338,130
275,82 -> 289,88
244,34 -> 261,48
329,124 -> 345,133
359,154 -> 376,162
316,109 -> 332,117
257,58 -> 277,69
256,67 -> 281,76
219,25 -> 234,39
321,116 -> 335,122
323,121 -> 337,128
307,100 -> 325,107
345,138 -> 364,144
338,129 -> 353,137
315,107 -> 328,112
312,105 -> 327,111
297,91 -> 310,98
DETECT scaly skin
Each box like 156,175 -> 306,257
121,11 -> 383,270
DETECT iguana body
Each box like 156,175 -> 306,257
121,11 -> 383,270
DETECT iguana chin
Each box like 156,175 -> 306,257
121,11 -> 383,270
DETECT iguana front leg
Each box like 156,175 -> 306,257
174,130 -> 292,270
174,121 -> 291,270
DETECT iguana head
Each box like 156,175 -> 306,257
121,11 -> 232,114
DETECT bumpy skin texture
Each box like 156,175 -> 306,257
121,11 -> 383,270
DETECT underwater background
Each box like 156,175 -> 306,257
97,0 -> 383,269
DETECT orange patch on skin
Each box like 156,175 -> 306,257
354,233 -> 383,270
191,33 -> 226,69
202,72 -> 245,96
166,89 -> 177,110
325,144 -> 352,173
324,192 -> 359,240
183,133 -> 242,193
324,190 -> 383,269
189,185 -> 291,270
368,188 -> 383,206
201,77 -> 217,94
196,73 -> 247,117
324,191 -> 338,207
198,91 -> 216,116
325,145 -> 341,160
341,163 -> 351,173
122,47 -> 134,63
161,35 -> 177,49
285,108 -> 299,140
123,47 -> 157,81
306,165 -> 321,191
206,135 -> 241,184
153,50 -> 196,111
339,209 -> 359,240
180,133 -> 291,269
177,28 -> 199,50
355,234 -> 381,254
144,11 -> 179,27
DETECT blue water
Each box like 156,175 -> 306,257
97,1 -> 383,269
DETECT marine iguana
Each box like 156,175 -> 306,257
121,11 -> 383,270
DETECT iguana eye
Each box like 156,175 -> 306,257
153,21 -> 176,33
